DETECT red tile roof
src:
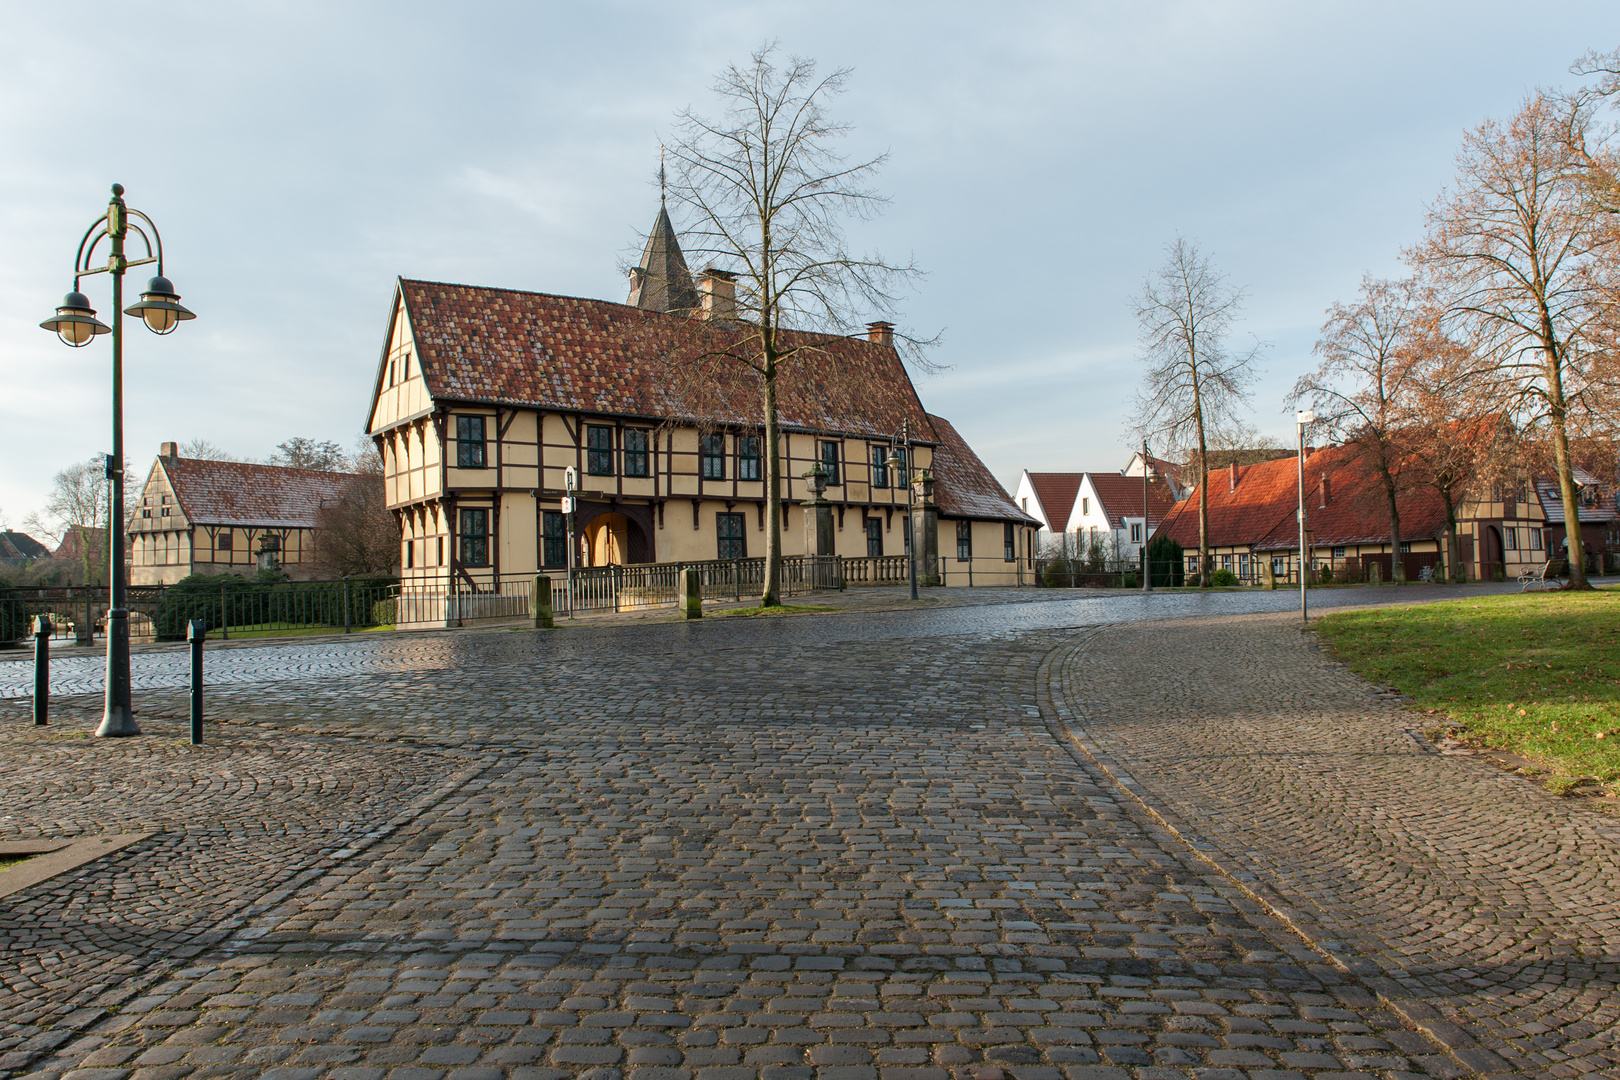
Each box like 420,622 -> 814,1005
1534,471 -> 1619,525
1155,444 -> 1450,552
163,457 -> 359,529
928,416 -> 1039,524
1024,473 -> 1084,529
395,279 -> 935,440
1086,473 -> 1178,530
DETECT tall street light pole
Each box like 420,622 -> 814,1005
1141,439 -> 1153,593
1296,410 -> 1315,625
39,184 -> 196,737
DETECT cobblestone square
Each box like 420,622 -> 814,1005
0,586 -> 1614,1080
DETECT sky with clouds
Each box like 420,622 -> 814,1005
1,1 -> 1616,530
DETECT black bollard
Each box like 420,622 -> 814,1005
187,619 -> 205,745
32,616 -> 51,726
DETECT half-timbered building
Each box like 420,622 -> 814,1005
128,443 -> 360,584
1152,443 -> 1551,583
365,206 -> 1037,598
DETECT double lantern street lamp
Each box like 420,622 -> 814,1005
39,184 -> 196,737
887,421 -> 920,602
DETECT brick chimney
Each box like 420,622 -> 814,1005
1229,461 -> 1239,492
1319,474 -> 1331,507
867,321 -> 895,347
160,441 -> 178,462
696,268 -> 737,320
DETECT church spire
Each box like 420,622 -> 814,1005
627,158 -> 697,312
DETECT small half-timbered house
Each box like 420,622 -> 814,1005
365,207 -> 1037,598
128,444 -> 360,584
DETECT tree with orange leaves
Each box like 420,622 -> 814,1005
1294,275 -> 1423,582
1411,92 -> 1618,589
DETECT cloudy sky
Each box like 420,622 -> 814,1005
2,1 -> 1616,529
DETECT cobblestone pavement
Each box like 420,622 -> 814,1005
0,583 -> 1529,700
1047,614 -> 1620,1079
0,583 -> 1606,1080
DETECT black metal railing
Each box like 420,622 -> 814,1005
0,578 -> 400,646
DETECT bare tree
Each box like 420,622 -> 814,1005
23,456 -> 136,584
269,437 -> 348,472
180,438 -> 237,461
1411,93 -> 1619,588
312,456 -> 397,578
1294,276 -> 1422,581
662,44 -> 927,606
1131,236 -> 1262,585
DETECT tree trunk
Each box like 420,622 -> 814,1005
1550,418 -> 1588,589
1539,305 -> 1589,589
1442,486 -> 1462,583
761,360 -> 782,607
1195,421 -> 1210,588
1382,470 -> 1404,584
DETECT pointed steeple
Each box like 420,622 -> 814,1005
627,178 -> 698,313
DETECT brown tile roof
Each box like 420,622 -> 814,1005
1024,473 -> 1084,529
928,416 -> 1039,524
163,457 -> 359,529
0,531 -> 49,561
395,279 -> 935,440
1155,444 -> 1450,553
1534,471 -> 1619,525
1086,474 -> 1178,530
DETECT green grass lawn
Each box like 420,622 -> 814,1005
1317,590 -> 1620,792
712,603 -> 839,618
217,623 -> 394,640
0,854 -> 36,872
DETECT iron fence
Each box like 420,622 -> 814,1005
0,579 -> 399,646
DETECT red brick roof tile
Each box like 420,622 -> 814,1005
928,416 -> 1039,524
1024,473 -> 1084,528
396,279 -> 935,440
1155,445 -> 1450,552
163,458 -> 359,529
1086,474 -> 1177,530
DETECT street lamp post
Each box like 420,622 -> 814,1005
39,184 -> 195,737
1296,410 -> 1316,624
888,420 -> 919,601
1141,439 -> 1153,593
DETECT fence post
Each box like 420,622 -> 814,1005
187,619 -> 205,745
32,616 -> 50,726
219,582 -> 229,640
734,560 -> 741,602
343,578 -> 352,633
679,568 -> 702,619
532,574 -> 553,629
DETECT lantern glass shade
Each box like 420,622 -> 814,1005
123,276 -> 195,336
39,291 -> 110,348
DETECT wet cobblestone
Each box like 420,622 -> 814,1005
0,584 -> 1600,1080
1047,612 -> 1620,1078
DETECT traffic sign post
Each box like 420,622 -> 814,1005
564,467 -> 578,618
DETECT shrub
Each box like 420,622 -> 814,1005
1122,573 -> 1138,589
1210,568 -> 1239,587
1319,565 -> 1334,584
371,599 -> 397,626
1043,559 -> 1074,588
1145,535 -> 1185,588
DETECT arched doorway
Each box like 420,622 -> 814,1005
586,513 -> 631,566
575,503 -> 653,566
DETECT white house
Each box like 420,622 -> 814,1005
1015,467 -> 1178,563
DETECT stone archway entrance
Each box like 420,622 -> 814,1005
579,507 -> 651,566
